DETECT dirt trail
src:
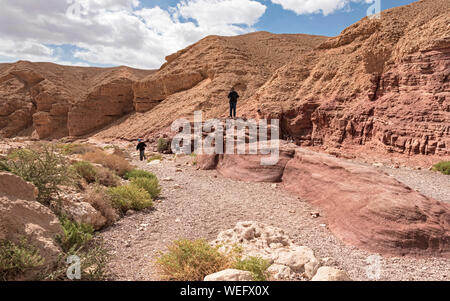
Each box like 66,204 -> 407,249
99,150 -> 450,281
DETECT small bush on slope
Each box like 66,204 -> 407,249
0,238 -> 45,281
131,177 -> 161,199
108,184 -> 153,214
85,187 -> 119,227
82,149 -> 133,177
233,256 -> 270,281
56,217 -> 94,253
73,161 -> 97,184
156,239 -> 232,281
94,166 -> 121,187
157,138 -> 170,153
432,161 -> 450,175
123,169 -> 157,180
43,245 -> 109,281
5,145 -> 75,204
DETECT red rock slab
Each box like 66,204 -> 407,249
282,148 -> 450,257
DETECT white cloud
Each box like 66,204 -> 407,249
0,0 -> 267,69
271,0 -> 374,16
175,0 -> 266,27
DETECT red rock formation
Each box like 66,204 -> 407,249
282,148 -> 450,257
242,0 -> 449,157
199,143 -> 450,257
0,61 -> 154,139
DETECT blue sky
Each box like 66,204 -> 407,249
0,0 -> 418,69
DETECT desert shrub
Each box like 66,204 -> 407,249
56,143 -> 99,155
131,177 -> 161,199
123,169 -> 157,180
5,145 -> 75,204
0,156 -> 10,172
85,187 -> 119,226
81,149 -> 133,177
112,146 -> 130,159
107,184 -> 153,214
0,238 -> 45,281
233,256 -> 270,281
432,161 -> 450,175
95,166 -> 120,187
157,138 -> 170,153
56,217 -> 94,253
44,245 -> 109,281
156,239 -> 232,281
73,161 -> 97,184
148,154 -> 163,162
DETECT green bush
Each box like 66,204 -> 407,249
131,177 -> 161,199
0,238 -> 45,281
108,184 -> 153,214
123,169 -> 157,180
156,239 -> 232,281
157,138 -> 170,153
233,256 -> 270,281
73,161 -> 97,184
5,145 -> 75,204
56,217 -> 94,253
432,161 -> 450,175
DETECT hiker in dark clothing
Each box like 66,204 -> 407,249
136,139 -> 147,161
228,88 -> 239,118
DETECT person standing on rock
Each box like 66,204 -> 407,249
228,87 -> 239,119
136,139 -> 147,161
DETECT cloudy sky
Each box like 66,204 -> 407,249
0,0 -> 416,69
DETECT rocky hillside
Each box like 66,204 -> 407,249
240,0 -> 450,157
0,61 -> 154,138
1,0 -> 448,158
98,0 -> 449,157
98,31 -> 327,139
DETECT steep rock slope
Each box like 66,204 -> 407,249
240,0 -> 449,156
97,32 -> 327,139
0,61 -> 154,138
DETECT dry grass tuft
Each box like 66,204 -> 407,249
81,150 -> 133,177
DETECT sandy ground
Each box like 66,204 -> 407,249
99,150 -> 450,281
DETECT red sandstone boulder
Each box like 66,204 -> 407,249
282,148 -> 450,257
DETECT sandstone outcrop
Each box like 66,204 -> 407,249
281,148 -> 450,257
0,172 -> 63,279
311,267 -> 351,281
0,61 -> 154,139
204,269 -> 253,281
200,142 -> 450,257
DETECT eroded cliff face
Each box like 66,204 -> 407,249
244,0 -> 449,157
97,32 -> 328,140
0,61 -> 154,139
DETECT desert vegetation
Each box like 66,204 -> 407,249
0,142 -> 162,280
156,239 -> 269,281
3,144 -> 75,204
432,161 -> 450,175
0,238 -> 45,281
